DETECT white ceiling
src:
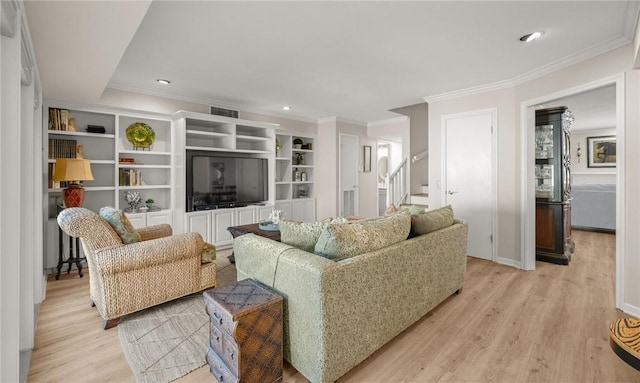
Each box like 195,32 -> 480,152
25,1 -> 639,123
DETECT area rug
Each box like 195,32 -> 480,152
118,250 -> 235,383
118,294 -> 209,383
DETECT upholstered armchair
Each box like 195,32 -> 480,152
57,207 -> 216,329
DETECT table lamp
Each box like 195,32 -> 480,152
52,158 -> 94,208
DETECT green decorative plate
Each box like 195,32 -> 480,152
126,122 -> 155,149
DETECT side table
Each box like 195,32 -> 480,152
204,279 -> 283,383
56,223 -> 85,280
227,223 -> 281,264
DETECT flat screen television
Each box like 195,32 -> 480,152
186,151 -> 268,212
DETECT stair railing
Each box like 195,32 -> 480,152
388,158 -> 408,207
411,149 -> 428,163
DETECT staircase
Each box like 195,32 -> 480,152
409,184 -> 429,208
387,156 -> 429,209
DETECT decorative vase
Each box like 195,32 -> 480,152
275,138 -> 281,156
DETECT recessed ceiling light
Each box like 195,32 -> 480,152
157,79 -> 171,85
520,31 -> 543,42
282,106 -> 291,111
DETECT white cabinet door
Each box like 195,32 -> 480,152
257,205 -> 273,222
291,200 -> 305,222
304,199 -> 316,222
126,213 -> 147,229
213,209 -> 235,246
275,201 -> 292,221
186,211 -> 211,243
147,210 -> 172,227
236,206 -> 256,225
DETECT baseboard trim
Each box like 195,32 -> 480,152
571,226 -> 616,234
620,302 -> 640,318
496,256 -> 522,270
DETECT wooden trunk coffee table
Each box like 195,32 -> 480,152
227,223 -> 281,263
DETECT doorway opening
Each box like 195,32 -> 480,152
521,74 -> 625,308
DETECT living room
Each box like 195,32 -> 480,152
3,1 -> 640,382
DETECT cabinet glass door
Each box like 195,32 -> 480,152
535,122 -> 560,201
535,124 -> 554,159
535,164 -> 554,198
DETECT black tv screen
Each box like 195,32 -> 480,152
187,152 -> 268,211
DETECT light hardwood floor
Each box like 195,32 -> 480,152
28,231 -> 639,382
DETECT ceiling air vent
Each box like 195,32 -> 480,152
210,106 -> 238,119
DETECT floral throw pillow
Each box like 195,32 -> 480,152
315,210 -> 411,261
99,207 -> 141,245
410,205 -> 454,236
280,220 -> 328,253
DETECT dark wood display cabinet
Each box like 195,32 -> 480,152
535,106 -> 575,265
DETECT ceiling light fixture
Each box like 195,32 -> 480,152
282,106 -> 291,111
520,31 -> 543,42
156,79 -> 171,85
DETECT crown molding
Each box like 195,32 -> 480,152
423,34 -> 632,104
106,82 -> 318,125
512,35 -> 631,86
316,116 -> 367,127
317,116 -> 337,125
423,78 -> 514,104
623,0 -> 640,41
367,116 -> 409,128
1,0 -> 18,37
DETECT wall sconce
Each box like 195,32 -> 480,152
576,142 -> 582,163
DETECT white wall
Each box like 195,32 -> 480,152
428,44 -> 640,315
1,2 -> 43,379
1,12 -> 22,382
316,119 -> 338,219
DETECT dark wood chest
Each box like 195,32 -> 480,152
203,279 -> 283,383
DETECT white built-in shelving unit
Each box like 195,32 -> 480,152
275,132 -> 316,222
43,102 -> 174,268
173,111 -> 279,248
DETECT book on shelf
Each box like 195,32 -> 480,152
47,163 -> 70,189
48,138 -> 77,159
48,108 -> 70,131
119,169 -> 143,186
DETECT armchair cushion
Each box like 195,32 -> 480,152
99,207 -> 141,244
201,242 -> 216,264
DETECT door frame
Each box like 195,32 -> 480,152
520,74 -> 625,308
441,108 -> 498,262
338,133 -> 359,216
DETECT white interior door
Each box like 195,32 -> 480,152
339,133 -> 359,216
444,110 -> 495,260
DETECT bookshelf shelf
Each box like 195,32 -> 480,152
45,103 -> 174,221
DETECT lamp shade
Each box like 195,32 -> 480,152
52,159 -> 94,182
52,159 -> 93,208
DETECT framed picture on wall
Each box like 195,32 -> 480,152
587,135 -> 616,168
363,145 -> 372,172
